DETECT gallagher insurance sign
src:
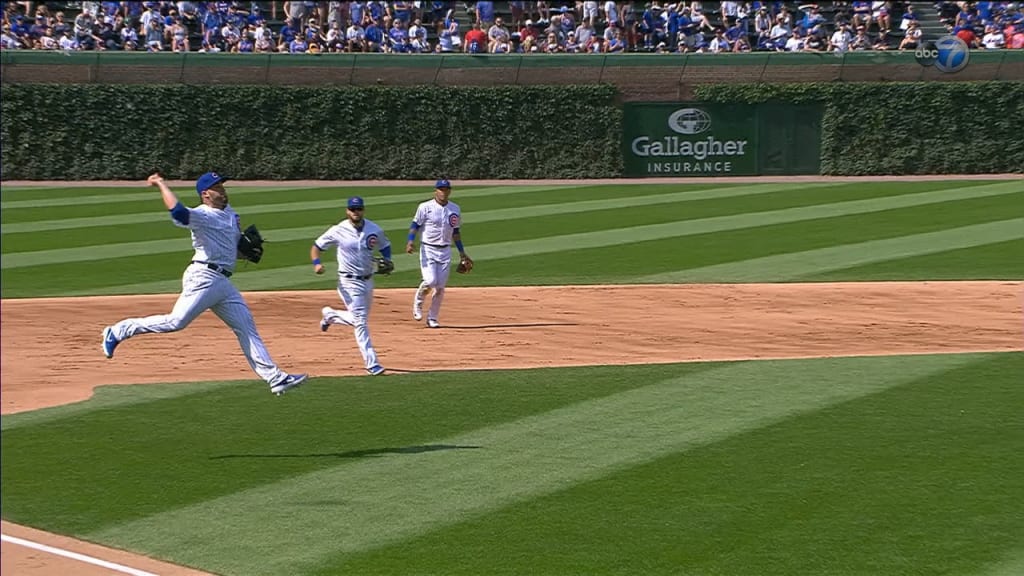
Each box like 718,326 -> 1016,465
623,103 -> 758,177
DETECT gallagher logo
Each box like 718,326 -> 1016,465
667,108 -> 713,135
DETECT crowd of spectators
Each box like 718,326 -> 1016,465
936,1 -> 1024,48
1,1 -> 1022,54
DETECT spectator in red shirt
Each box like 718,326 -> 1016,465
463,21 -> 487,53
519,19 -> 539,51
1009,25 -> 1024,49
955,26 -> 980,48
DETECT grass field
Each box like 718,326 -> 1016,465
2,178 -> 1023,575
2,179 -> 1022,296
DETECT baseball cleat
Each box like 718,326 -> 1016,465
271,373 -> 308,396
320,306 -> 333,332
102,327 -> 120,359
412,304 -> 423,321
426,319 -> 440,329
366,364 -> 385,376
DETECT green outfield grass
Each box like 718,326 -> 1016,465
2,353 -> 1022,575
1,179 -> 1021,296
2,179 -> 1022,575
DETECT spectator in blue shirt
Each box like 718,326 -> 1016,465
640,3 -> 656,48
392,0 -> 413,23
349,1 -> 366,27
368,1 -> 386,24
365,20 -> 384,50
800,5 -> 826,33
289,34 -> 309,52
246,5 -> 265,26
279,17 -> 299,44
388,18 -> 410,51
725,18 -> 744,43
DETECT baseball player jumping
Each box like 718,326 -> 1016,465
312,196 -> 393,376
101,173 -> 308,396
406,179 -> 473,328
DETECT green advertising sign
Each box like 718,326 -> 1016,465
623,103 -> 760,177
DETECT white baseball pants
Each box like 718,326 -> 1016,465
107,264 -> 287,384
417,244 -> 452,322
322,276 -> 380,370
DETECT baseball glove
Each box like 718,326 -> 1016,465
237,224 -> 265,264
374,256 -> 395,275
456,254 -> 474,274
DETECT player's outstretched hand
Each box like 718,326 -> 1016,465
405,241 -> 415,254
147,173 -> 164,186
314,263 -> 325,275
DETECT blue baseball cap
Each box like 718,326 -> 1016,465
435,179 -> 451,189
195,171 -> 228,195
347,196 -> 365,210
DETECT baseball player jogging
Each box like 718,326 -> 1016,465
406,179 -> 474,328
312,196 -> 394,376
101,173 -> 308,396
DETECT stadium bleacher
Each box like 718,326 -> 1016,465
4,1 -> 1021,54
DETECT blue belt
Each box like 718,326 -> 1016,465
424,243 -> 449,248
192,261 -> 233,278
343,273 -> 373,280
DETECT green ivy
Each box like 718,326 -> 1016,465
4,82 -> 1018,179
0,84 -> 622,180
695,82 -> 1024,175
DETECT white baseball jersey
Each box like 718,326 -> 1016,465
173,204 -> 242,272
314,218 -> 391,277
413,199 -> 462,249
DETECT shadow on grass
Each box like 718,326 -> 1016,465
210,444 -> 481,460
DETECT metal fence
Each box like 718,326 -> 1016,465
2,50 -> 1022,101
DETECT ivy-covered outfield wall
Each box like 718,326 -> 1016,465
0,84 -> 622,180
694,81 -> 1024,176
1,81 -> 1021,180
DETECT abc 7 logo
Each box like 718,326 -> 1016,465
914,35 -> 970,73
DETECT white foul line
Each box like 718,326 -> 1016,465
1,533 -> 160,576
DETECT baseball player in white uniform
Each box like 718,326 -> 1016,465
406,179 -> 472,328
312,196 -> 392,376
102,172 -> 308,396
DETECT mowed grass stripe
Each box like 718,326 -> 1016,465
0,180 -> 996,253
0,182 -> 581,204
0,184 -> 440,208
801,238 -> 1024,282
1,182 -> 811,266
0,183 -> 337,201
335,354 -> 1023,576
638,219 -> 1024,283
52,187 -> 1022,295
0,186 -> 324,209
0,380 -> 245,432
978,548 -> 1024,576
0,184 -> 588,231
0,183 -> 533,205
434,195 -> 1024,287
2,183 -> 708,253
90,354 -> 975,576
